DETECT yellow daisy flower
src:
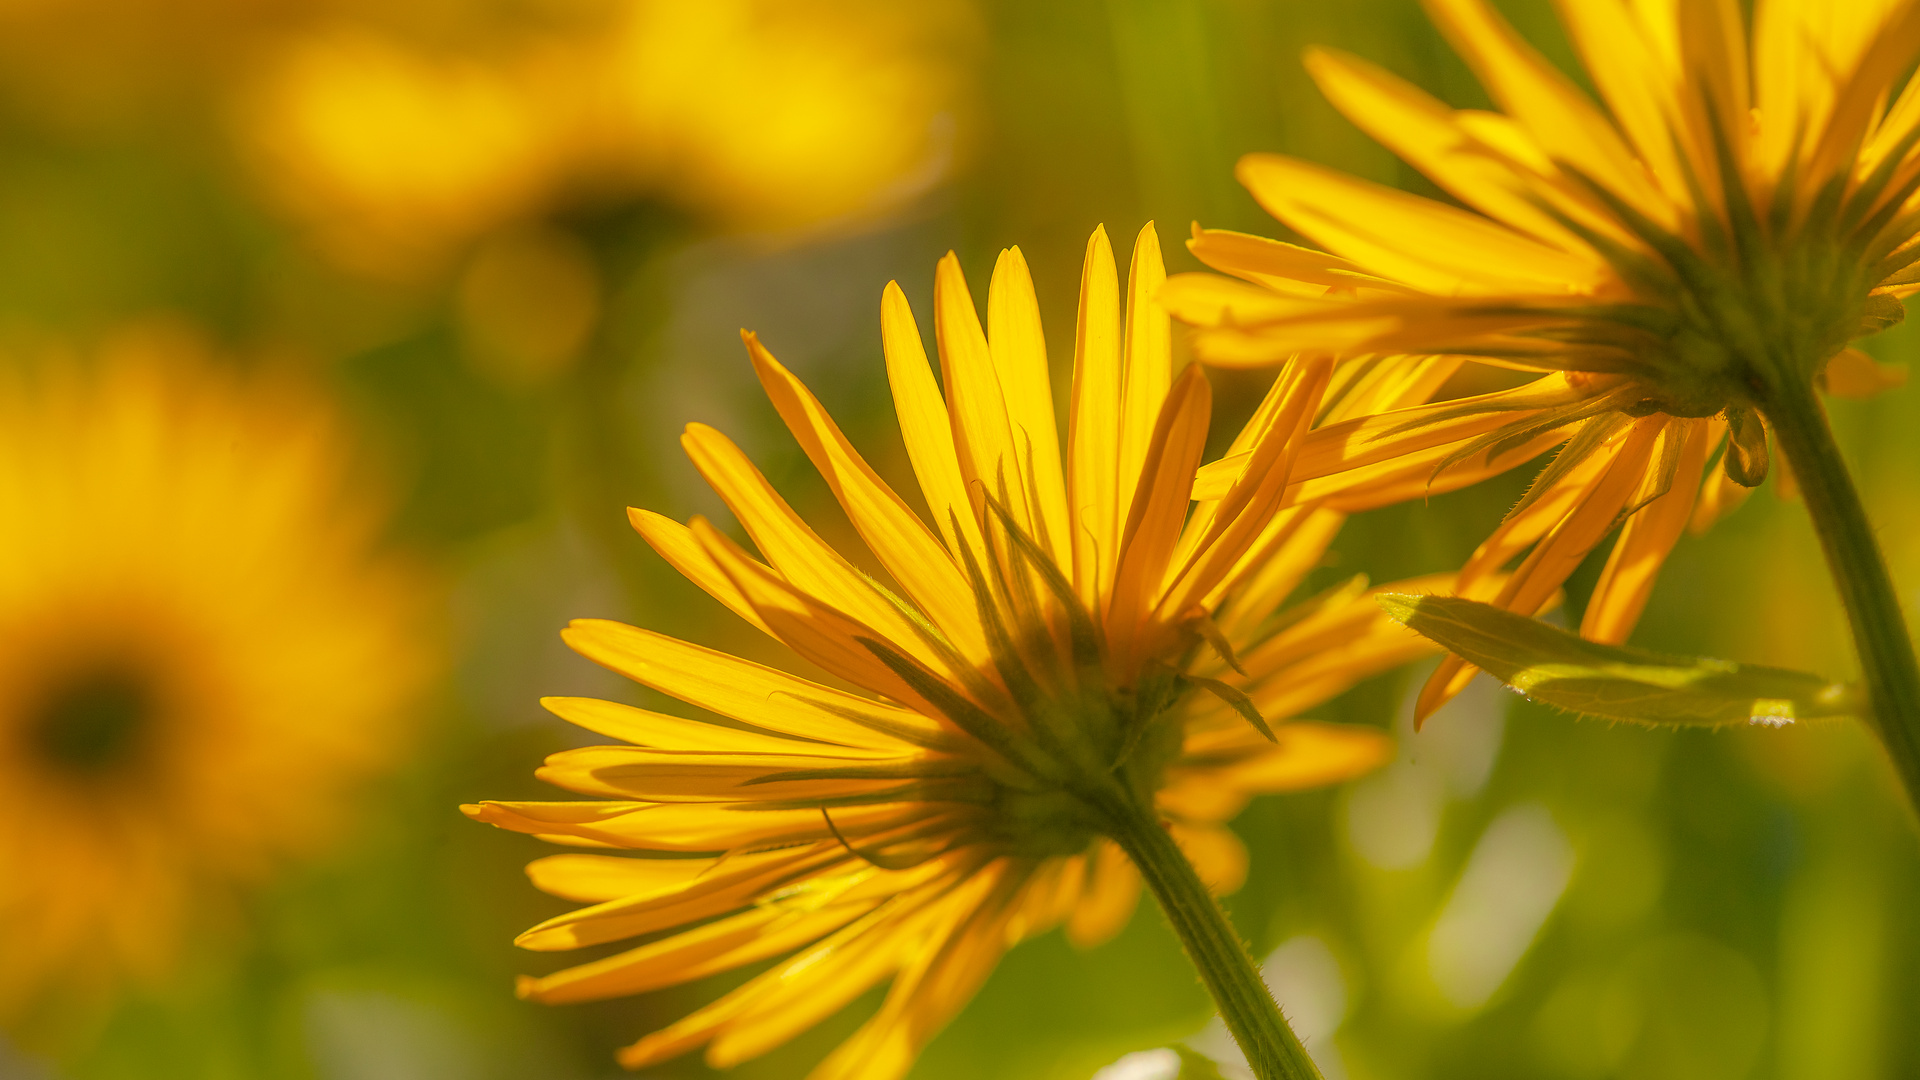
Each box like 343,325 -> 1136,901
468,225 -> 1450,1079
1164,0 -> 1920,721
0,328 -> 434,1021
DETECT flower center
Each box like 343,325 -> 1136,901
985,677 -> 1191,859
29,662 -> 156,775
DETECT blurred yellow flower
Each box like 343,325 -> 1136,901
468,225 -> 1445,1078
0,328 -> 434,1020
593,0 -> 972,233
240,27 -> 568,275
1165,0 -> 1920,719
238,0 -> 976,274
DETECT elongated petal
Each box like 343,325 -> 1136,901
534,745 -> 950,803
883,281 -> 989,567
1581,417 -> 1710,643
1069,225 -> 1124,607
988,246 -> 1071,569
935,253 -> 1026,537
1186,223 -> 1399,293
745,332 -> 992,667
1556,0 -> 1690,204
683,422 -> 948,669
1169,823 -> 1249,895
1423,0 -> 1673,229
1064,839 -> 1139,948
1106,364 -> 1211,667
1306,47 -> 1596,253
629,509 -> 773,635
1117,223 -> 1172,513
707,859 -> 990,1066
1160,357 -> 1330,620
525,853 -> 719,903
691,517 -> 962,717
1417,416 -> 1664,721
1238,154 -> 1608,296
560,618 -> 940,749
522,903 -> 871,1004
541,695 -> 835,753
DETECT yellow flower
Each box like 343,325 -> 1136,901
467,225 -> 1447,1078
1164,0 -> 1919,718
238,0 -> 976,273
0,327 -> 434,1021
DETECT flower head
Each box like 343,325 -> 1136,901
467,225 -> 1446,1078
0,329 -> 433,1021
1165,0 -> 1919,717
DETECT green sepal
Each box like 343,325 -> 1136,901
1723,404 -> 1771,487
1377,593 -> 1862,727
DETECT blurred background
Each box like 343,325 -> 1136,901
1,0 -> 1917,1078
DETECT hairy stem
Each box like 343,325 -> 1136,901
1762,384 -> 1920,813
1098,796 -> 1323,1080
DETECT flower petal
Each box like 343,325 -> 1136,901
1069,225 -> 1124,608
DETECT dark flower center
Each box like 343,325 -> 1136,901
29,663 -> 155,774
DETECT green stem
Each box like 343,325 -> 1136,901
1761,384 -> 1920,812
1097,796 -> 1324,1080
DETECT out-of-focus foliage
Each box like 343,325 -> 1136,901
0,1 -> 1917,1079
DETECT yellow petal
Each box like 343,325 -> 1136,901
1305,47 -> 1596,253
1581,417 -> 1710,644
1423,0 -> 1675,229
1796,0 -> 1920,196
1160,357 -> 1331,620
521,902 -> 869,1004
1237,153 -> 1608,296
516,844 -> 834,951
1117,222 -> 1172,516
745,332 -> 992,668
628,508 -> 773,635
1169,823 -> 1249,896
1416,415 -> 1664,722
1105,364 -> 1211,668
805,863 -> 1022,1080
934,252 -> 1025,533
560,617 -> 940,749
988,246 -> 1071,569
618,985 -> 759,1070
690,517 -> 965,718
682,422 -> 948,669
469,798 -> 924,853
524,852 -> 718,903
541,695 -> 832,753
534,745 -> 943,803
1211,507 -> 1347,641
882,281 -> 989,571
1215,722 -> 1394,795
1185,223 -> 1398,293
1069,225 -> 1124,608
708,859 -> 988,1066
1822,346 -> 1909,399
1065,838 -> 1140,948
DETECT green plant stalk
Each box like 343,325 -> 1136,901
1761,382 -> 1920,811
1098,796 -> 1324,1080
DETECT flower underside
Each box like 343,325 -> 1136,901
469,226 -> 1450,1079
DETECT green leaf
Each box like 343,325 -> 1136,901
1376,594 -> 1864,727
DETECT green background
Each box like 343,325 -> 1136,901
4,1 -> 1917,1078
